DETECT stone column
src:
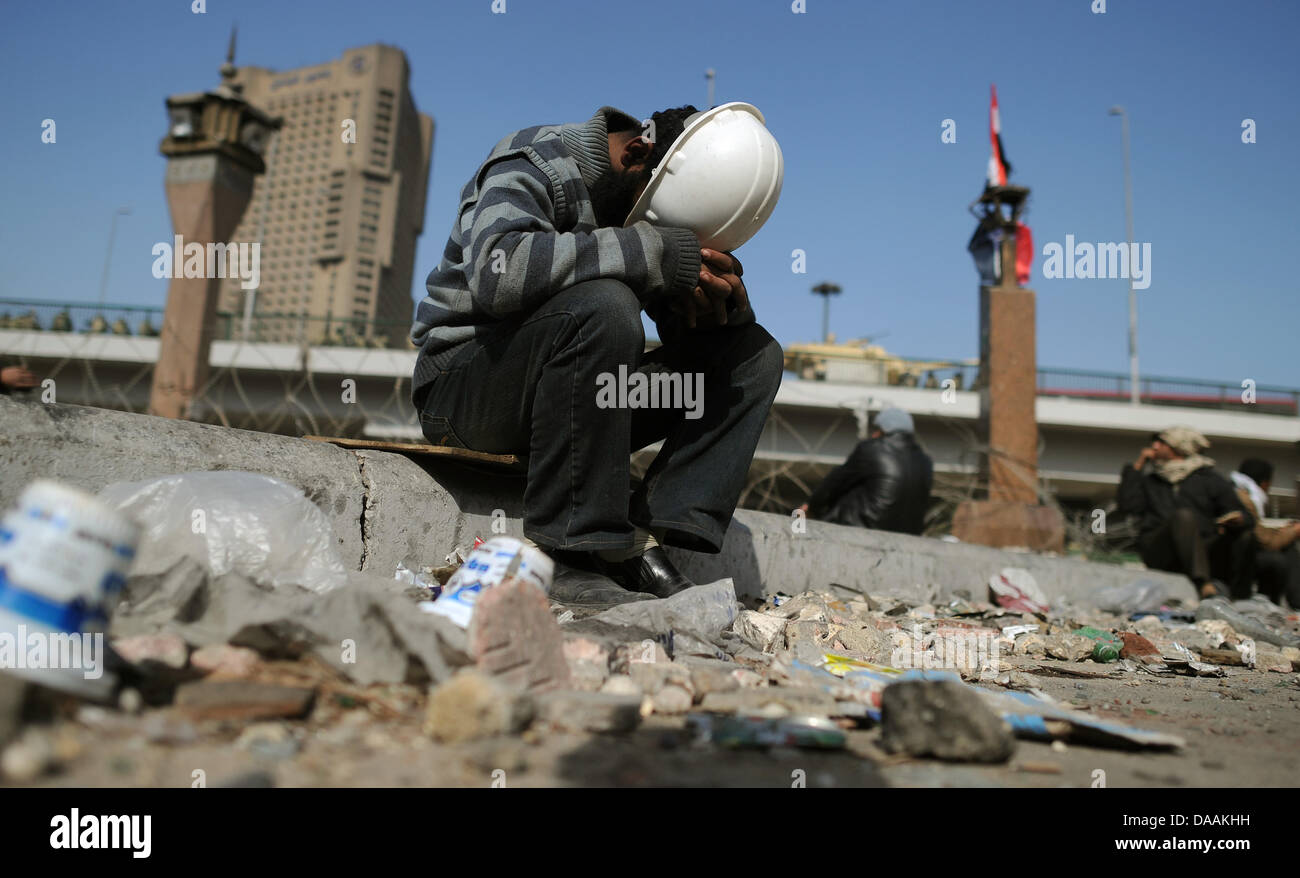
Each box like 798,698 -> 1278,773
149,155 -> 255,420
982,232 -> 1039,502
954,219 -> 1065,552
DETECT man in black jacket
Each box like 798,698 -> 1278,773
1116,426 -> 1253,598
803,407 -> 933,535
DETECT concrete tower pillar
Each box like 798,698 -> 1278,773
149,29 -> 280,420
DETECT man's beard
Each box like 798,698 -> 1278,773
589,166 -> 650,228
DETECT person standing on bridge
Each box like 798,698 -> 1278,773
409,106 -> 782,605
1117,427 -> 1254,599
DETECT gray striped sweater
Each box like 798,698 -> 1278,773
410,107 -> 703,401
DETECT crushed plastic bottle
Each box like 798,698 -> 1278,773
1195,597 -> 1299,649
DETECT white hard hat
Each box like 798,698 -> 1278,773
625,102 -> 784,252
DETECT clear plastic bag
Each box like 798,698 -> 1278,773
589,579 -> 738,639
98,471 -> 348,594
1093,577 -> 1166,615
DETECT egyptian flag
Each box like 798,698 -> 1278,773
1014,221 -> 1033,286
987,84 -> 1012,188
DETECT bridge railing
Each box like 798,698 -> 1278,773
4,299 -> 1297,417
0,298 -> 415,349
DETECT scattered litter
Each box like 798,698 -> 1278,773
1196,598 -> 1300,649
98,471 -> 348,594
422,537 -> 554,628
686,713 -> 846,750
989,568 -> 1050,615
1162,642 -> 1227,678
394,560 -> 442,599
1073,627 -> 1124,663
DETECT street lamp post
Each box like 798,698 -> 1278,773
1109,105 -> 1140,405
811,281 -> 842,343
97,207 -> 131,310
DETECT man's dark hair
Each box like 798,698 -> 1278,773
643,105 -> 699,173
1239,458 -> 1274,486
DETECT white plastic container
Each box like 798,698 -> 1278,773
422,537 -> 554,628
0,480 -> 140,699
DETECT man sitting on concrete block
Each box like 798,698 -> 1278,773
409,106 -> 782,603
1117,426 -> 1254,599
1231,458 -> 1300,607
801,407 -> 934,535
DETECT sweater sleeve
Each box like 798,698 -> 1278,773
1116,464 -> 1147,518
461,155 -> 700,318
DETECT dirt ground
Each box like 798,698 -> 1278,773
10,657 -> 1297,789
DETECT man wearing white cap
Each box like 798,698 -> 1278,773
1117,426 -> 1254,598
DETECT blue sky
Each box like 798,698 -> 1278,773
2,0 -> 1297,386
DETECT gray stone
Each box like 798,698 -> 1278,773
880,679 -> 1016,763
698,686 -> 840,717
733,610 -> 786,653
599,675 -> 642,697
0,728 -> 53,783
112,633 -> 189,669
648,684 -> 693,715
174,680 -> 316,722
533,690 -> 643,734
0,674 -> 27,748
823,623 -> 896,664
1046,634 -> 1094,663
468,577 -> 570,693
628,660 -> 693,697
679,656 -> 743,699
785,619 -> 834,666
110,562 -> 471,687
423,669 -> 535,743
190,644 -> 262,678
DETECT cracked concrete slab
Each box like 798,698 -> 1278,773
0,396 -> 1195,611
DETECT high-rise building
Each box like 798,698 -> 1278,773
217,44 -> 434,347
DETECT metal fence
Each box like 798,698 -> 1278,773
0,298 -> 414,349
5,299 -> 1297,417
1036,367 -> 1299,415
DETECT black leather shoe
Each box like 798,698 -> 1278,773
609,546 -> 696,599
547,550 -> 654,607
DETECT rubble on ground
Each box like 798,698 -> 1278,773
3,555 -> 1299,786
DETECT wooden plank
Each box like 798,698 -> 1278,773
302,435 -> 524,468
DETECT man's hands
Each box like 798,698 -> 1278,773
670,249 -> 749,330
1133,445 -> 1156,471
0,366 -> 38,391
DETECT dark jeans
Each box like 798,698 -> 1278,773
1256,544 -> 1300,608
416,278 -> 783,554
1138,507 -> 1255,596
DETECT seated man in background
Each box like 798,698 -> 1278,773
802,407 -> 933,535
1232,458 -> 1300,607
1117,427 -> 1254,598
